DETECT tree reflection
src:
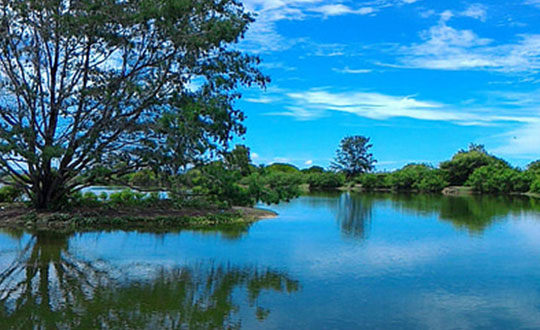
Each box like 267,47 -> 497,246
0,232 -> 299,329
385,193 -> 540,233
334,193 -> 373,239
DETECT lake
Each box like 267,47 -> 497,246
2,192 -> 540,329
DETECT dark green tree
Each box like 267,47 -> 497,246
0,0 -> 267,209
439,144 -> 509,186
331,136 -> 376,178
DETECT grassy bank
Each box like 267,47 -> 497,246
0,204 -> 277,232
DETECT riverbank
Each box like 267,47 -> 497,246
0,204 -> 277,232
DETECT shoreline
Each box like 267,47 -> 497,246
0,204 -> 278,233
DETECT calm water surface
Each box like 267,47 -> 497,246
2,192 -> 540,329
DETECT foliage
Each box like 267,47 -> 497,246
306,172 -> 345,190
527,160 -> 540,174
0,0 -> 267,209
331,136 -> 376,178
530,177 -> 540,194
440,144 -> 509,186
243,172 -> 302,205
301,166 -> 325,174
356,173 -> 391,190
264,163 -> 301,174
175,147 -> 302,208
0,185 -> 23,203
465,165 -> 532,193
388,164 -> 448,192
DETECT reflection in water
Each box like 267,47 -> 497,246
383,193 -> 540,233
300,192 -> 373,239
0,232 -> 299,329
302,192 -> 540,235
334,193 -> 372,239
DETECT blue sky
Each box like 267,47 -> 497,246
232,0 -> 540,170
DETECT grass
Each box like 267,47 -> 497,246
0,204 -> 277,233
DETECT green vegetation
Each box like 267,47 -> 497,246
353,143 -> 540,196
439,144 -> 509,186
331,136 -> 377,178
0,0 -> 267,210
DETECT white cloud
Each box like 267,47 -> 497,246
262,87 -> 540,127
309,4 -> 375,17
239,0 -> 419,53
398,16 -> 540,72
251,152 -> 260,160
461,4 -> 487,22
332,67 -> 372,74
305,160 -> 313,166
245,96 -> 281,104
525,0 -> 540,7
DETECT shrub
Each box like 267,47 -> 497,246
0,185 -> 23,203
415,170 -> 448,192
388,164 -> 447,192
109,189 -> 147,206
440,145 -> 509,186
466,165 -> 527,193
307,172 -> 345,189
301,166 -> 325,174
356,173 -> 391,190
530,177 -> 540,194
264,163 -> 300,174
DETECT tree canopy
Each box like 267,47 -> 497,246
0,0 -> 267,209
439,144 -> 509,186
331,136 -> 376,177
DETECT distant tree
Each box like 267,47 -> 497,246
331,136 -> 376,178
265,163 -> 300,174
527,160 -> 540,173
440,144 -> 509,186
301,166 -> 325,174
0,0 -> 267,209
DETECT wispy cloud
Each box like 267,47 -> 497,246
263,88 -> 540,126
397,14 -> 540,72
332,67 -> 373,74
309,4 -> 375,17
240,0 -> 420,53
461,4 -> 488,22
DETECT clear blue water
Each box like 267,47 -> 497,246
2,192 -> 540,329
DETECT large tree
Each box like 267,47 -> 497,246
0,0 -> 267,209
331,136 -> 376,178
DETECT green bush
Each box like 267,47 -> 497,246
388,164 -> 447,192
0,185 -> 23,203
415,170 -> 449,192
264,163 -> 300,174
109,189 -> 147,206
301,166 -> 325,174
356,173 -> 390,190
242,172 -> 301,205
466,165 -> 529,193
440,145 -> 509,186
530,177 -> 540,194
307,172 -> 345,189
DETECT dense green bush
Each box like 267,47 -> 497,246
388,164 -> 448,192
415,170 -> 449,192
242,172 -> 302,205
530,176 -> 540,194
307,172 -> 345,189
465,165 -> 531,193
0,185 -> 23,203
301,166 -> 325,174
264,163 -> 300,174
356,173 -> 390,190
440,144 -> 509,186
110,189 -> 148,205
